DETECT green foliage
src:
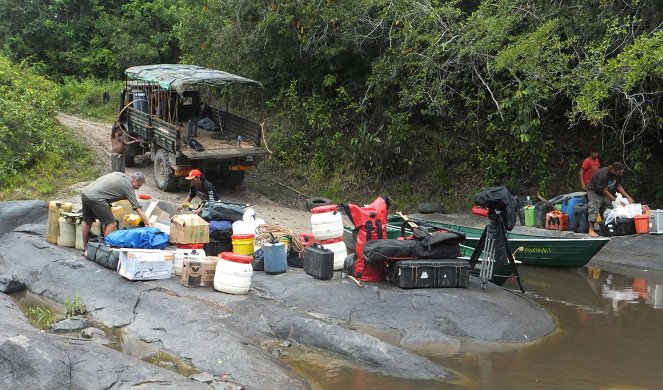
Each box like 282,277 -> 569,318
3,0 -> 663,207
65,293 -> 87,318
0,56 -> 98,200
56,78 -> 123,121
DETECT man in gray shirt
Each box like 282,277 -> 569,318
81,172 -> 151,252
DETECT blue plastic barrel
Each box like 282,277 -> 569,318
562,196 -> 587,231
132,92 -> 148,113
263,241 -> 287,275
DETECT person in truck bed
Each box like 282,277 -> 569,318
177,169 -> 220,214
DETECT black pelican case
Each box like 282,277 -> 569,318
387,259 -> 470,289
303,243 -> 334,280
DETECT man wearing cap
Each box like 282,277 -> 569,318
178,169 -> 220,214
81,172 -> 151,253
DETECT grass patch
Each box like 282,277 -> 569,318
26,306 -> 56,330
65,293 -> 88,318
56,77 -> 122,122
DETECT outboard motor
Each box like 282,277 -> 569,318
469,186 -> 525,292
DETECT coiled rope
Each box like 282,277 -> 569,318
254,224 -> 304,253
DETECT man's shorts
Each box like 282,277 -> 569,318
587,190 -> 613,222
81,193 -> 115,225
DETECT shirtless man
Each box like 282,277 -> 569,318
111,122 -> 138,173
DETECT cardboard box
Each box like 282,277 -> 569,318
170,214 -> 210,244
181,256 -> 218,287
118,249 -> 174,281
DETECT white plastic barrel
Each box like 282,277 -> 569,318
173,248 -> 206,276
318,237 -> 347,271
214,252 -> 253,294
57,217 -> 76,247
310,205 -> 343,241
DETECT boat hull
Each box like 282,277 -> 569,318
405,217 -> 609,268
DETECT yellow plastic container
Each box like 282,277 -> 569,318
47,201 -> 73,244
232,234 -> 255,255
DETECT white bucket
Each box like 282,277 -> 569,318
311,205 -> 343,241
173,248 -> 206,276
57,217 -> 76,248
319,237 -> 347,271
232,220 -> 256,235
214,253 -> 253,295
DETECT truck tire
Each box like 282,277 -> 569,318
124,153 -> 135,167
417,202 -> 445,214
154,149 -> 178,191
219,171 -> 246,189
306,197 -> 333,211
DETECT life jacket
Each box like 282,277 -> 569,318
342,196 -> 390,281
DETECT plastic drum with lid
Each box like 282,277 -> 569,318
310,204 -> 343,241
318,236 -> 347,271
214,252 -> 253,294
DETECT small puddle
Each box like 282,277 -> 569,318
9,290 -> 199,378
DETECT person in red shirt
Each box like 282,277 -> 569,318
579,151 -> 600,191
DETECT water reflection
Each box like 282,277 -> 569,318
585,265 -> 663,311
284,264 -> 663,389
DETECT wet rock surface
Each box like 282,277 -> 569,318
0,200 -> 561,389
0,274 -> 26,294
0,294 -> 213,389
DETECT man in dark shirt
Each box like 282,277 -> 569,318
177,169 -> 220,214
586,162 -> 634,236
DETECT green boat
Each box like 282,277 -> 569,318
393,215 -> 610,268
343,215 -> 610,286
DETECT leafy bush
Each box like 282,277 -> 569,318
0,56 -> 99,200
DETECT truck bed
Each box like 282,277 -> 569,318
126,107 -> 268,161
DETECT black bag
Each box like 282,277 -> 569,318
86,241 -> 120,271
362,239 -> 417,264
413,231 -> 465,259
201,201 -> 245,222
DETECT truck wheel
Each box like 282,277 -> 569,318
154,149 -> 178,191
220,171 -> 245,189
306,197 -> 333,211
124,154 -> 135,167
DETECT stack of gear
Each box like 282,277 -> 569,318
309,204 -> 347,271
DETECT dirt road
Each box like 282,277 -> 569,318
56,113 -> 313,233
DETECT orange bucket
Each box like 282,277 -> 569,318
634,214 -> 649,234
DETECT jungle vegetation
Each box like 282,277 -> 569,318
1,0 -> 661,208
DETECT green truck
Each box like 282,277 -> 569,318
119,64 -> 268,191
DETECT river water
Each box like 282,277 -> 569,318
283,261 -> 663,389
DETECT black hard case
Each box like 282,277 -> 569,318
601,217 -> 635,236
303,244 -> 334,280
387,259 -> 470,289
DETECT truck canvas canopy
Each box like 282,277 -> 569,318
125,64 -> 263,93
